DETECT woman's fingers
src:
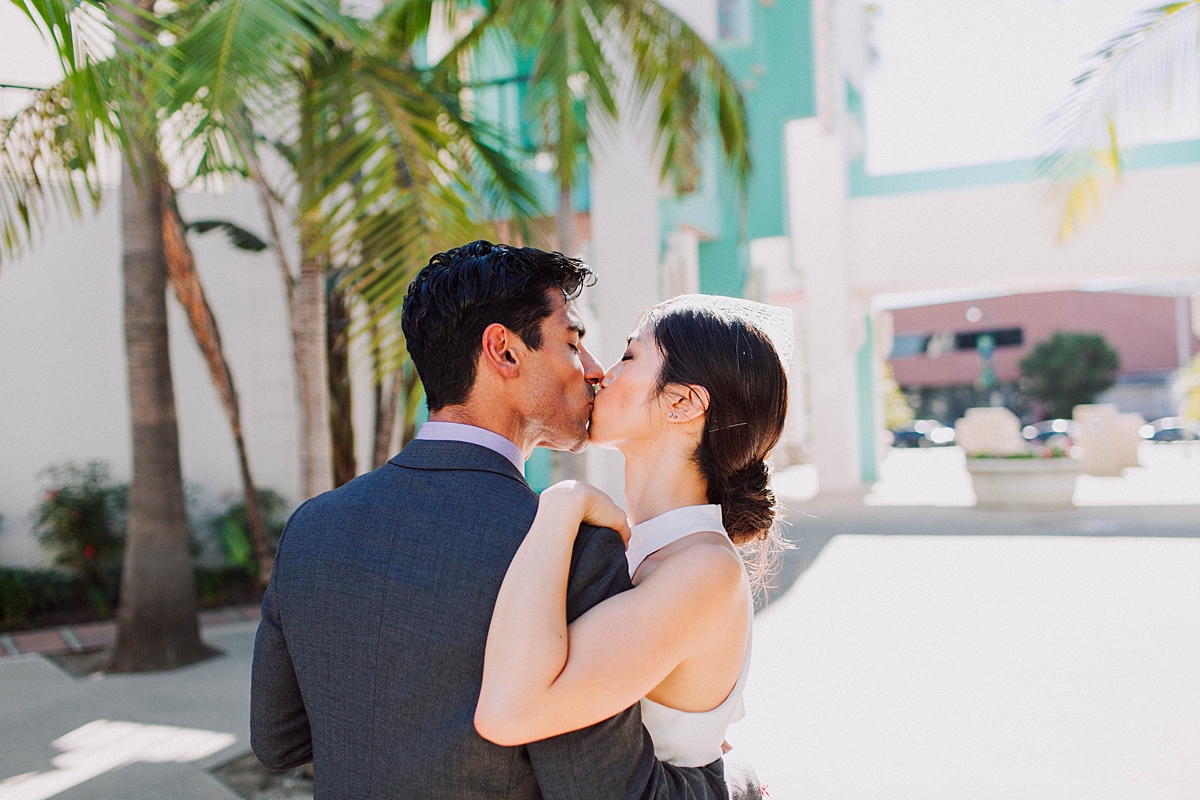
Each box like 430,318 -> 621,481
609,515 -> 632,547
579,487 -> 631,546
539,481 -> 629,545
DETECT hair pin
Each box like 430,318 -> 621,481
708,422 -> 749,432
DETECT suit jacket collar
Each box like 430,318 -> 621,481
390,438 -> 530,487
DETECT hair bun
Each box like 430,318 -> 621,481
718,459 -> 775,546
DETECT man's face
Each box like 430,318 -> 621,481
519,290 -> 603,452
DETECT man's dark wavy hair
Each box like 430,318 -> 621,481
401,240 -> 594,411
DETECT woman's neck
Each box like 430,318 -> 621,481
620,437 -> 709,526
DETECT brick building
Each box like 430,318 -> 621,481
888,291 -> 1199,423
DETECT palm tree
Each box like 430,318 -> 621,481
229,4 -> 536,493
1043,2 -> 1200,238
162,204 -> 277,581
7,0 -> 537,509
101,0 -> 208,671
2,0 -> 358,669
2,0 -> 216,670
452,0 -> 751,256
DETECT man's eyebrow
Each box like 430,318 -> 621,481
568,320 -> 586,337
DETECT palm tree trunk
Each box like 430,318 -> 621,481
160,188 -> 274,583
327,280 -> 356,487
105,0 -> 208,673
400,362 -> 423,447
556,180 -> 576,257
373,365 -> 404,469
554,178 -> 587,481
294,80 -> 336,499
293,249 -> 335,497
107,145 -> 210,672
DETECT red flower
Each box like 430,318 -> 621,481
84,544 -> 97,561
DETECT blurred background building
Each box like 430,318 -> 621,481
888,290 -> 1199,423
3,0 -> 1200,566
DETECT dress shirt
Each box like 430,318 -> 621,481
415,421 -> 525,476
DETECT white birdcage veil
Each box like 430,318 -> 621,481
654,294 -> 794,373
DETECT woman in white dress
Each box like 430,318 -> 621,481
474,295 -> 791,777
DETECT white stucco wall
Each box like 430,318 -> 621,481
0,186 -> 304,567
847,164 -> 1200,296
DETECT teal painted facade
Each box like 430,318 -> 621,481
856,314 -> 877,484
849,138 -> 1200,198
660,0 -> 817,297
456,39 -> 592,218
526,448 -> 553,492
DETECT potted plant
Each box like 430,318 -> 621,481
957,407 -> 1082,508
965,447 -> 1082,509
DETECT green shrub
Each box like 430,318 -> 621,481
194,566 -> 259,604
32,462 -> 127,613
1019,332 -> 1120,420
207,489 -> 287,578
0,568 -> 82,625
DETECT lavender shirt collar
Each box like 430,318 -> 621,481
415,421 -> 525,476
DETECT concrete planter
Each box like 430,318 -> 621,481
966,457 -> 1082,508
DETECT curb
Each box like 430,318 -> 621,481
0,604 -> 262,658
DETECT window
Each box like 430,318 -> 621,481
954,328 -> 1023,351
718,0 -> 750,44
890,333 -> 930,359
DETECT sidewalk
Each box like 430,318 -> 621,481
1,617 -> 260,800
0,605 -> 262,660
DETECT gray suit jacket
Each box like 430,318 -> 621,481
251,439 -> 729,799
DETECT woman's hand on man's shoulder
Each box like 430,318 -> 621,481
537,481 -> 631,545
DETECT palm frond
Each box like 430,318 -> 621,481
618,0 -> 751,195
186,219 -> 269,251
162,0 -> 362,182
1042,1 -> 1200,239
278,41 -> 535,368
453,0 -> 751,199
0,82 -> 107,262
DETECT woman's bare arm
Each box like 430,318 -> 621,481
474,482 -> 744,746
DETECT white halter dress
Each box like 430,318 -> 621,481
624,504 -> 752,768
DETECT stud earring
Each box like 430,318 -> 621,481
667,412 -> 676,419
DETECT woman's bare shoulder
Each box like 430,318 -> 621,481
645,531 -> 746,598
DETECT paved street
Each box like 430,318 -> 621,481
2,484 -> 1199,799
733,495 -> 1200,800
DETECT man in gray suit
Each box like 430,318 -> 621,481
252,241 -> 736,798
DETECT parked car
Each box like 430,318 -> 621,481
1022,419 -> 1078,450
1138,417 -> 1200,442
890,419 -> 956,448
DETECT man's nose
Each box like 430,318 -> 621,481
580,345 -> 604,386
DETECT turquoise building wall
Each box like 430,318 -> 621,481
661,0 -> 817,297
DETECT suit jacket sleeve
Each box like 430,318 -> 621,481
525,524 -> 728,800
250,521 -> 314,771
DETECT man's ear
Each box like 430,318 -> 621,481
480,322 -> 523,378
664,383 -> 709,424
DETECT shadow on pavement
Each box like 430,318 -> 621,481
758,495 -> 1200,610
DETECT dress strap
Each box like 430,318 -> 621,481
625,504 -> 726,578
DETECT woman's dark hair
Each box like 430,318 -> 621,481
646,302 -> 789,556
401,240 -> 593,410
